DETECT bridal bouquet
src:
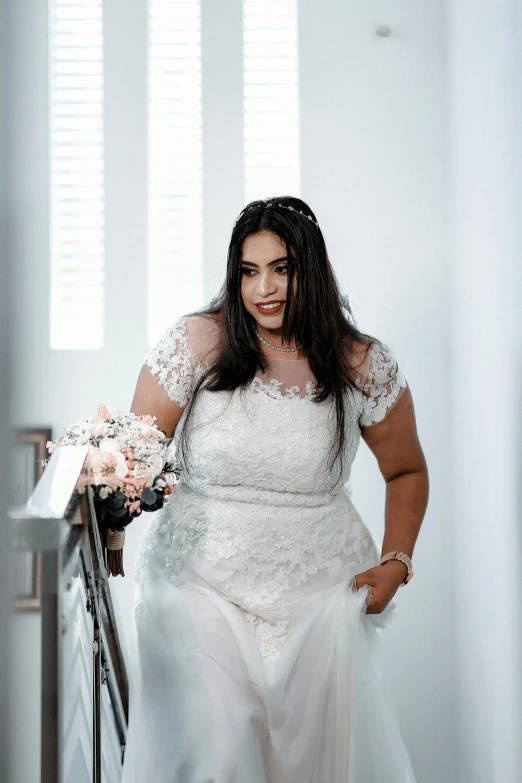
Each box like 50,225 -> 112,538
46,403 -> 178,577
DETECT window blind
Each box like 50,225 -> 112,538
244,0 -> 300,203
50,0 -> 104,350
148,0 -> 204,344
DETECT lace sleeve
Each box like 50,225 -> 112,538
356,340 -> 408,427
144,315 -> 195,408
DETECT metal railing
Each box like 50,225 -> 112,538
9,445 -> 128,783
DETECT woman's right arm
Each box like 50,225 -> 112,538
130,365 -> 185,439
131,313 -> 218,438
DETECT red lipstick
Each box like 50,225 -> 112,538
255,300 -> 285,315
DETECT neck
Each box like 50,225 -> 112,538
255,325 -> 290,346
256,326 -> 293,345
254,325 -> 303,358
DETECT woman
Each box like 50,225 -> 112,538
123,196 -> 429,783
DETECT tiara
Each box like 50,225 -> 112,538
234,202 -> 320,229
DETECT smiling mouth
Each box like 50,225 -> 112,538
255,300 -> 285,314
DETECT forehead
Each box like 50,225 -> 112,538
241,230 -> 287,263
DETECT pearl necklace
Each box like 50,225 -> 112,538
254,327 -> 301,353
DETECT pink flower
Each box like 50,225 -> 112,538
97,403 -> 111,421
104,452 -> 118,470
122,475 -> 148,498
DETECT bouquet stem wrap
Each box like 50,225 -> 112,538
105,528 -> 126,577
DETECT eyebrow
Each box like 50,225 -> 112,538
240,256 -> 289,267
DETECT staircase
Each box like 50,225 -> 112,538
9,445 -> 128,783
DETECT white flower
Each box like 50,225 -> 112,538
99,437 -> 121,455
115,454 -> 128,479
99,486 -> 112,499
145,453 -> 164,482
137,421 -> 153,438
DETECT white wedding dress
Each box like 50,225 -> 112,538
121,313 -> 417,783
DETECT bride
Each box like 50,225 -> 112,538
123,196 -> 429,782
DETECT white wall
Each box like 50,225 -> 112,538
9,1 -> 521,782
300,0 -> 455,783
298,2 -> 454,780
8,615 -> 41,783
1,1 -> 14,781
7,0 -> 49,780
447,1 -> 522,781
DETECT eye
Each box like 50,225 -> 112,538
240,264 -> 289,276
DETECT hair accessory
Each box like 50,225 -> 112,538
266,202 -> 320,228
380,551 -> 414,586
254,326 -> 301,353
234,202 -> 320,229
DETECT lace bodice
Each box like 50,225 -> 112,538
144,313 -> 406,417
135,314 -> 408,658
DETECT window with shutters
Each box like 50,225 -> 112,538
148,0 -> 204,345
49,1 -> 301,349
50,0 -> 104,350
244,0 -> 300,203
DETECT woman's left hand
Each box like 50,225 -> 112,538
353,561 -> 408,614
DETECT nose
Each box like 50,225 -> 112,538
256,270 -> 278,298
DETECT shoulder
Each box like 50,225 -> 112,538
345,336 -> 404,391
144,311 -> 221,368
345,338 -> 372,384
183,311 -> 221,337
161,311 -> 221,344
142,312 -> 221,408
345,337 -> 381,388
183,312 -> 221,365
347,336 -> 408,427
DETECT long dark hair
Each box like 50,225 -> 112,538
178,195 -> 375,483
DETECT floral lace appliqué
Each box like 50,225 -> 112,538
251,376 -> 317,400
135,481 -> 376,661
144,316 -> 194,408
357,341 -> 407,427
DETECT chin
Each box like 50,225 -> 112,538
251,312 -> 284,330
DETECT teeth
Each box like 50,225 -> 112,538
258,302 -> 282,309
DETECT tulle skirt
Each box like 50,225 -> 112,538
121,553 -> 417,783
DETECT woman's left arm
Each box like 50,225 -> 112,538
354,386 -> 429,613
